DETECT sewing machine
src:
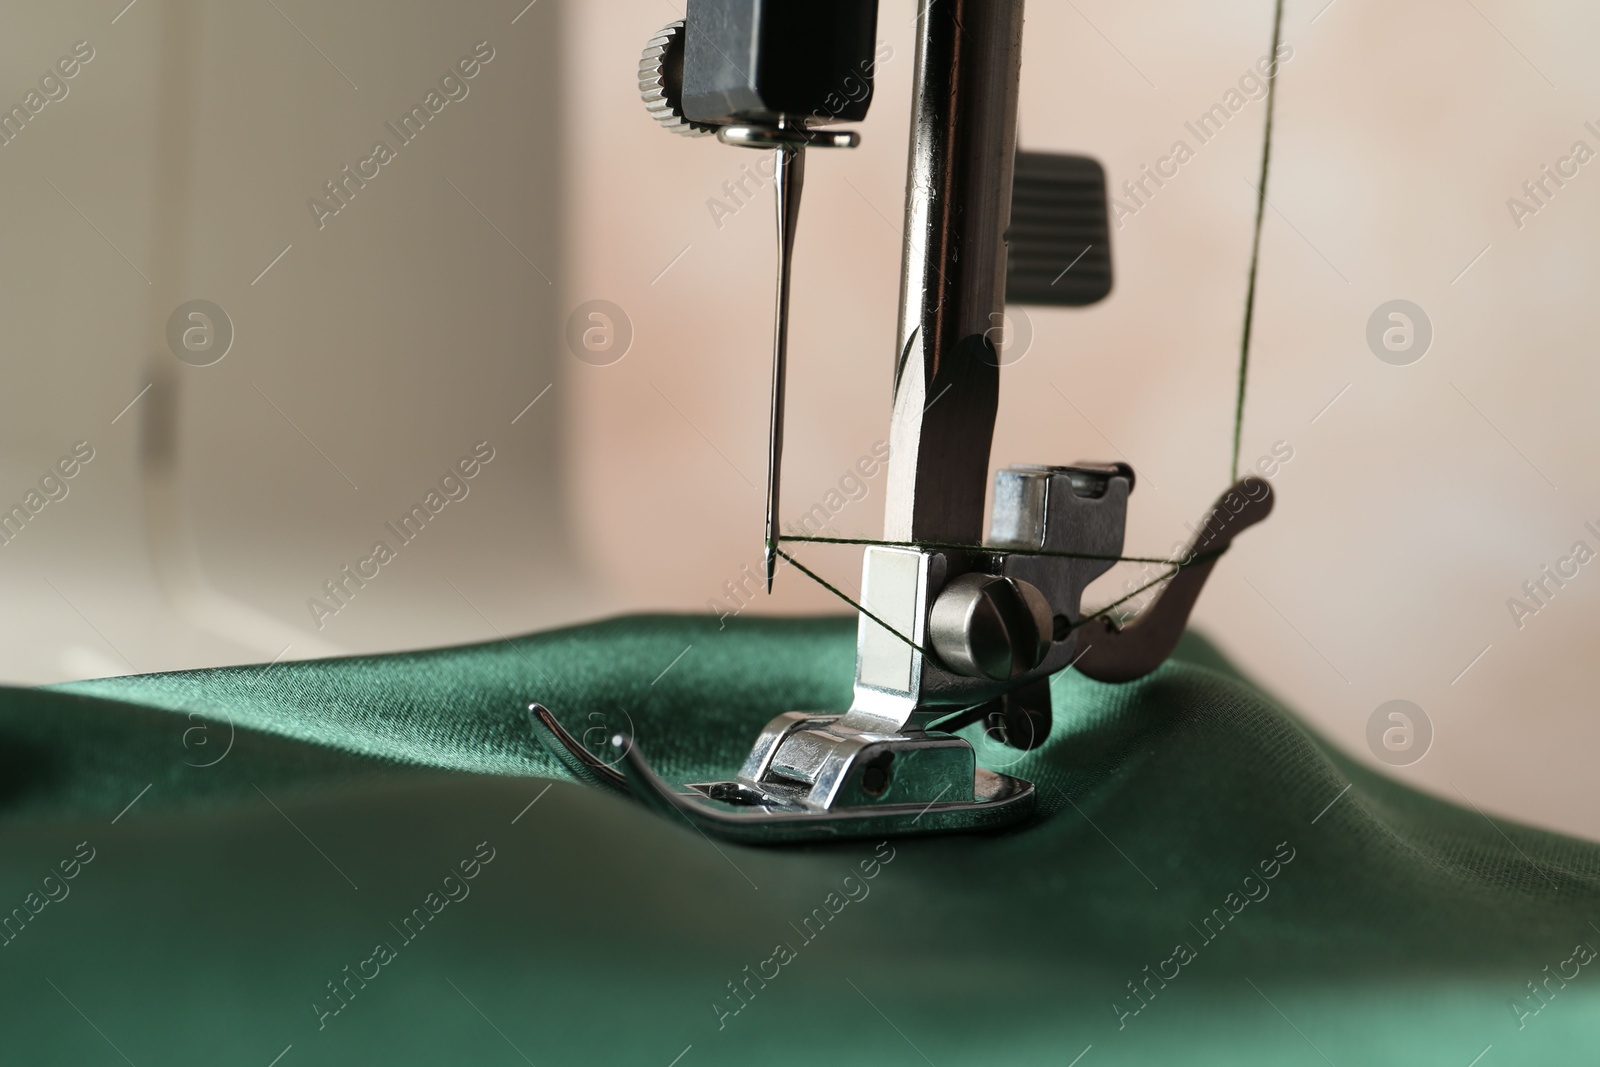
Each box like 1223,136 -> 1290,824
534,0 -> 1272,841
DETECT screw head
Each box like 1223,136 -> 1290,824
928,573 -> 1054,681
640,22 -> 718,138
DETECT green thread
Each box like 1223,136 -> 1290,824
772,547 -> 936,659
780,533 -> 1179,567
1073,569 -> 1181,632
1231,0 -> 1286,483
776,542 -> 1227,654
1066,546 -> 1226,633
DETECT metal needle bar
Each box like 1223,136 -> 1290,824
765,141 -> 806,592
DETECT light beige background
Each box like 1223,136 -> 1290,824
3,0 -> 1599,842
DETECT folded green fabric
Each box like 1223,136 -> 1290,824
2,614 -> 1596,1065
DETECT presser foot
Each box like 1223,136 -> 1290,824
528,704 -> 1035,843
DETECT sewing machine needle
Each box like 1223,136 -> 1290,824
765,143 -> 805,593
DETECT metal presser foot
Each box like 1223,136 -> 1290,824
535,2 -> 1276,842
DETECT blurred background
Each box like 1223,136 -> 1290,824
2,0 -> 1598,841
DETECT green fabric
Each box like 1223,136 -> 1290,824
3,614 -> 1597,1065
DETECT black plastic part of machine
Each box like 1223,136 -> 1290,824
680,0 -> 882,127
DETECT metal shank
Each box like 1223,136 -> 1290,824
886,0 -> 1026,545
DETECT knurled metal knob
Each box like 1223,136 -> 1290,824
640,21 -> 717,138
928,573 -> 1054,681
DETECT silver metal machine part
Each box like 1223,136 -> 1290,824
537,1 -> 1275,842
764,140 -> 803,591
639,22 -> 718,138
927,572 -> 1053,682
